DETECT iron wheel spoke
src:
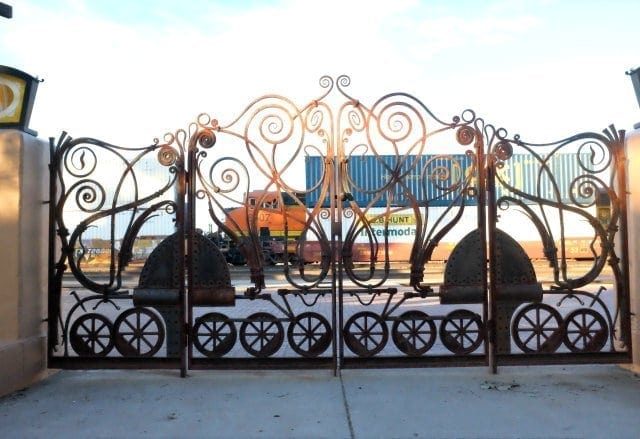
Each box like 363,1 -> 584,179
414,320 -> 428,332
523,331 -> 536,346
248,335 -> 261,349
462,332 -> 475,345
415,334 -> 429,347
79,321 -> 91,335
201,335 -> 214,348
540,312 -> 554,328
522,314 -> 536,328
94,337 -> 107,350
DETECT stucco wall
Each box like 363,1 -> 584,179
0,130 -> 49,397
626,128 -> 640,368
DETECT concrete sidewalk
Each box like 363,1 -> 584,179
1,365 -> 640,438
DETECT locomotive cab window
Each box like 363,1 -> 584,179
282,192 -> 303,206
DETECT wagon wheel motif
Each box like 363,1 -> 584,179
343,311 -> 388,357
69,313 -> 115,357
439,309 -> 484,355
239,312 -> 284,358
563,308 -> 608,353
391,310 -> 437,356
287,312 -> 332,358
192,312 -> 237,358
113,307 -> 165,357
512,303 -> 563,353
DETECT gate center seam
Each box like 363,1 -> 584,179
339,372 -> 356,439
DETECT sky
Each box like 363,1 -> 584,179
2,0 -> 639,148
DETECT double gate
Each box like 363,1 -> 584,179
47,76 -> 632,374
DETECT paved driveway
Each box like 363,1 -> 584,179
1,365 -> 640,438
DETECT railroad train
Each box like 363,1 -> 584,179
211,152 -> 602,265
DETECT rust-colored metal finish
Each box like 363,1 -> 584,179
511,303 -> 564,353
440,230 -> 485,304
192,312 -> 237,358
47,76 -> 631,374
113,307 -> 165,357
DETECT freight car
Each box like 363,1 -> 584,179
215,152 -> 602,264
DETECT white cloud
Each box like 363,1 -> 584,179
1,0 -> 637,148
4,0 -> 637,233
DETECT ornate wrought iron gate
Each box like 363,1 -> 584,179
48,76 -> 632,375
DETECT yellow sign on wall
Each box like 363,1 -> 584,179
366,213 -> 417,225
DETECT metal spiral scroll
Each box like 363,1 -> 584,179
153,76 -> 487,293
409,150 -> 476,289
50,76 -> 629,367
52,135 -> 180,297
174,82 -> 345,292
337,89 -> 480,289
490,126 -> 623,291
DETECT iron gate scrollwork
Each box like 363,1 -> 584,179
48,75 -> 632,374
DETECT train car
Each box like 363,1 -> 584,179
219,153 -> 602,263
224,191 -> 307,238
219,190 -> 310,265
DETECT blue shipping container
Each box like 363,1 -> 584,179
305,153 -> 596,208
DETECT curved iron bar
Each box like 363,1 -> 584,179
50,75 -> 628,364
496,196 -> 557,264
118,200 -> 178,267
548,288 -> 617,350
280,289 -> 330,308
61,292 -> 130,356
349,290 -> 384,307
488,125 -> 625,350
342,203 -> 390,287
490,131 -> 619,290
337,89 -> 480,288
54,136 -> 180,295
411,149 -> 478,290
181,89 -> 338,292
162,76 -> 488,296
75,226 -> 94,273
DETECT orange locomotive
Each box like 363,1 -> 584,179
217,190 -> 596,265
225,191 -> 307,239
216,190 -> 316,265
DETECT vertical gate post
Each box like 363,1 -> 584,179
46,136 -> 58,358
474,129 -> 497,373
177,139 -> 188,378
333,140 -> 342,375
336,155 -> 344,376
485,141 -> 498,374
0,130 -> 49,396
185,139 -> 196,376
625,128 -> 640,369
